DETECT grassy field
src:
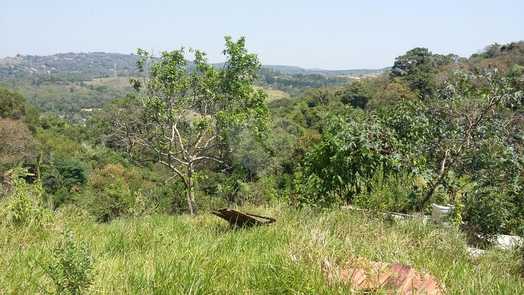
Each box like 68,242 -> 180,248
1,205 -> 523,294
260,87 -> 290,102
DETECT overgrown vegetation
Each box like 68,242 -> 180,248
1,39 -> 524,292
44,229 -> 95,295
1,205 -> 523,293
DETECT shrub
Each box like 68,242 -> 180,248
128,191 -> 154,217
464,187 -> 513,238
1,168 -> 50,228
42,157 -> 87,208
197,170 -> 277,206
298,114 -> 401,206
0,118 -> 36,173
44,229 -> 94,294
231,176 -> 277,205
82,164 -> 134,222
353,169 -> 419,213
251,176 -> 278,203
145,182 -> 186,214
42,158 -> 87,191
0,87 -> 27,119
80,164 -> 162,221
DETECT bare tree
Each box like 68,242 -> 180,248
127,37 -> 269,215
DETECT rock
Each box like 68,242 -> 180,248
323,257 -> 444,294
467,247 -> 486,258
493,235 -> 523,250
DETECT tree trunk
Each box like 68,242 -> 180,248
36,151 -> 42,180
418,150 -> 450,211
186,164 -> 197,216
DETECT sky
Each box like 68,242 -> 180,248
2,0 -> 523,69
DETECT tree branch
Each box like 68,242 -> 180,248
159,159 -> 188,186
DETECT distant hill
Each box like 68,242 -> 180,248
0,52 -> 382,120
0,52 -> 139,81
0,52 -> 384,81
467,41 -> 524,71
0,52 -> 384,119
262,65 -> 385,77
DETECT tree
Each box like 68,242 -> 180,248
298,112 -> 400,206
42,157 -> 87,208
391,48 -> 439,99
418,70 -> 523,209
0,87 -> 26,119
129,37 -> 269,215
338,81 -> 371,109
88,96 -> 144,155
0,88 -> 40,130
0,118 -> 36,173
303,87 -> 333,106
377,78 -> 417,102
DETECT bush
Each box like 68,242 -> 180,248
81,164 -> 165,221
1,168 -> 50,228
42,157 -> 87,208
44,229 -> 94,294
82,164 -> 134,222
0,87 -> 27,119
42,158 -> 87,193
353,169 -> 420,213
298,114 -> 401,206
464,187 -> 513,238
196,170 -> 276,207
230,176 -> 277,205
0,118 -> 36,173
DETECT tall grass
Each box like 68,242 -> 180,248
1,204 -> 523,294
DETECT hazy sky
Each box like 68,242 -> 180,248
2,0 -> 523,69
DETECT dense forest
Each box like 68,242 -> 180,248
1,39 -> 524,293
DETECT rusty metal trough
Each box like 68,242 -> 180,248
212,208 -> 276,227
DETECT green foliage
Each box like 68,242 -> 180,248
464,187 -> 514,238
338,80 -> 371,109
43,157 -> 87,207
405,70 -> 523,211
0,87 -> 27,119
129,36 -> 270,214
87,95 -> 144,154
81,164 -> 136,222
298,113 -> 400,206
441,172 -> 473,227
1,168 -> 50,228
353,169 -> 419,213
44,229 -> 94,295
371,78 -> 418,107
471,41 -> 524,65
378,100 -> 433,169
228,176 -> 277,205
1,39 -> 524,244
0,118 -> 36,173
390,47 -> 454,99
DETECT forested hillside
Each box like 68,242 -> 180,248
1,39 -> 524,293
0,52 -> 382,119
